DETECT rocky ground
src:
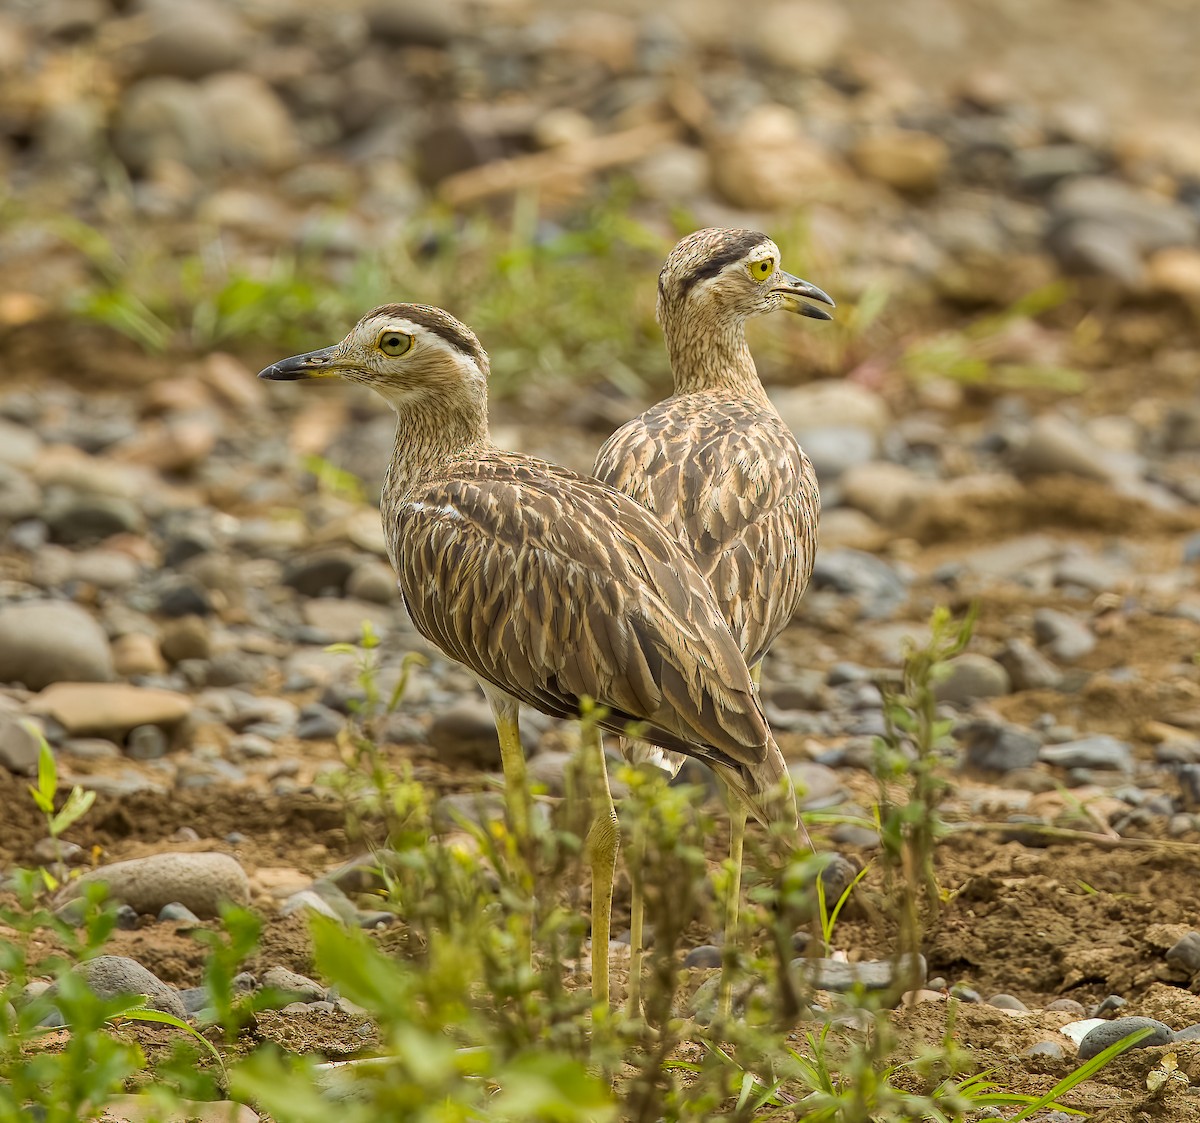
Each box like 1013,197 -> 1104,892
3,0 -> 1200,1120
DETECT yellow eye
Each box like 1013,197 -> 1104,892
749,258 -> 776,282
378,331 -> 412,357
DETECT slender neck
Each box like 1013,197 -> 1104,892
661,308 -> 769,399
382,383 -> 491,500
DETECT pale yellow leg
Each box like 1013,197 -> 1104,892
718,806 -> 748,1018
584,724 -> 618,1015
489,695 -> 530,840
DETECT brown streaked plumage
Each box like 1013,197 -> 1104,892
593,228 -> 833,1012
595,229 -> 832,757
258,301 -> 796,1010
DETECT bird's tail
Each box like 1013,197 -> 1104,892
712,736 -> 798,831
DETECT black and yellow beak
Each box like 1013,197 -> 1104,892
257,345 -> 340,381
776,272 -> 836,321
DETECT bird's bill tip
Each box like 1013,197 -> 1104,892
257,346 -> 340,381
778,272 -> 836,321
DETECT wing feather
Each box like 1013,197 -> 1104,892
594,396 -> 820,667
387,453 -> 777,782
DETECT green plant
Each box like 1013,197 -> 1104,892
901,281 -> 1086,392
873,604 -> 977,923
27,734 -> 95,891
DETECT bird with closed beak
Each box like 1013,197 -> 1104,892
259,302 -> 796,1013
594,229 -> 833,1014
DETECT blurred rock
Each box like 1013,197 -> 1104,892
113,79 -> 218,176
29,683 -> 192,736
367,0 -> 465,45
851,130 -> 949,193
199,72 -> 301,172
710,105 -> 839,210
127,0 -> 252,80
771,383 -> 890,438
998,638 -> 1063,691
111,633 -> 167,678
749,0 -> 848,71
1011,414 -> 1124,483
633,144 -> 711,202
1032,608 -> 1095,662
71,956 -> 185,1019
0,716 -> 43,775
933,654 -> 1011,704
960,720 -> 1040,773
44,494 -> 144,545
67,852 -> 249,918
0,601 -> 113,689
1147,247 -> 1200,299
839,462 -> 925,527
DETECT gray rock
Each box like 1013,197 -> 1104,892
281,889 -> 343,921
1093,994 -> 1126,1016
262,966 -> 326,1003
72,956 -> 185,1020
810,549 -> 910,620
1165,932 -> 1200,974
158,902 -> 201,924
960,720 -> 1041,773
790,953 -> 925,992
987,993 -> 1029,1011
1051,176 -> 1197,256
157,579 -> 212,618
933,654 -> 1011,704
795,426 -> 878,483
789,761 -> 849,810
284,551 -> 355,597
0,601 -> 114,689
113,78 -> 217,175
129,0 -> 251,79
125,724 -> 169,761
950,984 -> 982,1002
44,494 -> 144,544
1048,219 -> 1144,286
1014,144 -> 1104,193
1173,1023 -> 1200,1042
1045,997 -> 1087,1015
1024,1041 -> 1064,1059
997,638 -> 1063,691
1054,554 -> 1128,594
1077,1016 -> 1173,1060
1041,735 -> 1134,773
683,945 -> 723,969
0,716 -> 43,775
1012,415 -> 1123,483
1033,608 -> 1096,662
296,703 -> 344,741
345,560 -> 398,604
64,852 -> 249,918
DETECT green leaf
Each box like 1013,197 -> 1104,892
37,739 -> 57,802
115,1006 -> 228,1078
50,787 -> 96,838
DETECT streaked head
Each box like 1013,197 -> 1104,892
258,303 -> 490,413
656,228 -> 834,327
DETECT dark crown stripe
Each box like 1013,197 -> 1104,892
672,230 -> 768,302
367,303 -> 485,367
